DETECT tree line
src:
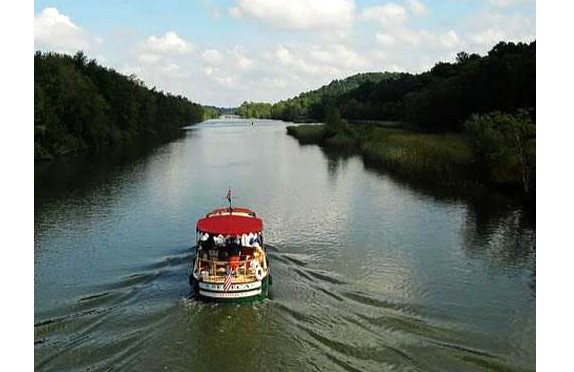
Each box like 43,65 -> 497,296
281,41 -> 535,198
260,41 -> 535,133
236,101 -> 272,119
35,51 -> 206,160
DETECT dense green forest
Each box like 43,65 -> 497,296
271,72 -> 402,122
284,41 -> 535,199
272,41 -> 535,132
35,51 -> 205,160
203,105 -> 236,119
235,73 -> 400,120
236,101 -> 272,119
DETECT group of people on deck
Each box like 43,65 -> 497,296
198,232 -> 263,266
199,232 -> 261,248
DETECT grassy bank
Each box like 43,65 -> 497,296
362,128 -> 473,186
286,125 -> 326,144
287,119 -> 536,204
287,124 -> 475,189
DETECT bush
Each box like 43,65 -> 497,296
464,111 -> 535,193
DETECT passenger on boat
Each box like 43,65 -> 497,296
240,232 -> 260,247
214,234 -> 225,246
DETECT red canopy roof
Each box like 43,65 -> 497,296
196,215 -> 263,235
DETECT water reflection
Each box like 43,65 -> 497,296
322,149 -> 354,182
344,150 -> 536,284
462,200 -> 536,296
35,132 -> 188,211
35,120 -> 535,371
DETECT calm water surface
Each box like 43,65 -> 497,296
35,119 -> 535,371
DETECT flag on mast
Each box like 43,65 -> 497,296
224,266 -> 233,291
226,188 -> 232,210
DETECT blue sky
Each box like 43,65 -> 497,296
34,0 -> 535,107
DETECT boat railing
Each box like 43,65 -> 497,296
194,257 -> 265,279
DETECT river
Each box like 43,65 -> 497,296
34,119 -> 535,371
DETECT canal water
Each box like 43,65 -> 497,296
35,119 -> 535,371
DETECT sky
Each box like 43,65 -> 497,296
33,0 -> 536,108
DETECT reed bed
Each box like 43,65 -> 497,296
286,125 -> 326,144
360,128 -> 474,186
287,124 -> 474,187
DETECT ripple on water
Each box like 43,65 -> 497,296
269,248 -> 518,371
35,250 -> 193,371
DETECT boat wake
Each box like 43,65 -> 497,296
36,243 -> 522,371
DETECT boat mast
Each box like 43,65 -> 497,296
226,187 -> 232,213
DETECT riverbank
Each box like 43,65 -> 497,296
34,129 -> 187,162
35,51 -> 205,161
286,123 -> 533,203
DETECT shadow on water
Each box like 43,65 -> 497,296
358,148 -> 535,208
35,131 -> 190,209
463,200 -> 536,296
322,148 -> 355,182
326,148 -> 537,296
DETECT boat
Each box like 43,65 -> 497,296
189,192 -> 271,302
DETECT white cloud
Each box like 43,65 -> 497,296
202,66 -> 216,76
143,31 -> 192,55
138,53 -> 162,64
470,29 -> 506,46
199,47 -> 255,90
119,32 -> 196,98
201,49 -> 224,65
308,44 -> 368,69
375,33 -> 396,47
487,0 -> 534,7
228,7 -> 243,18
229,0 -> 355,31
441,30 -> 461,49
369,26 -> 466,75
201,0 -> 223,19
258,77 -> 287,89
464,11 -> 535,50
214,75 -> 237,88
266,45 -> 329,76
376,28 -> 461,49
361,3 -> 408,27
261,43 -> 368,82
34,7 -> 93,53
198,47 -> 256,89
120,56 -> 190,97
160,62 -> 187,77
231,48 -> 254,70
407,0 -> 427,15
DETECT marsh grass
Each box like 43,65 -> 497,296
287,124 -> 474,187
361,128 -> 474,186
286,125 -> 326,144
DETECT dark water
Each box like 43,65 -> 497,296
35,119 -> 535,371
